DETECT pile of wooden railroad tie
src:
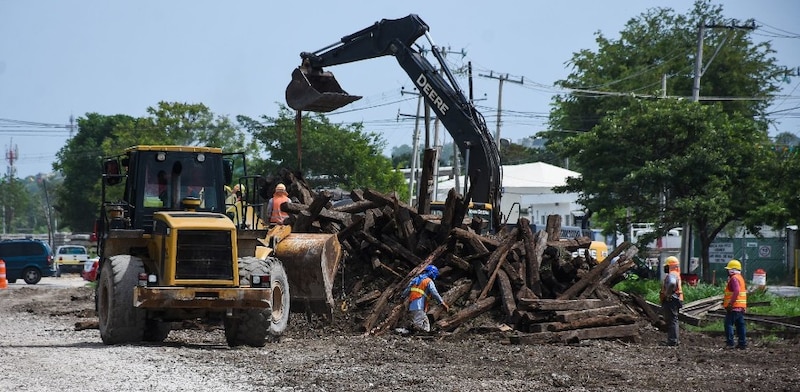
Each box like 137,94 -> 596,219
266,176 -> 648,343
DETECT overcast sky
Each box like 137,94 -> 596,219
1,0 -> 798,177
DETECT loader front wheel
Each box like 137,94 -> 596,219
143,317 -> 171,342
267,258 -> 290,337
224,257 -> 271,347
97,255 -> 145,345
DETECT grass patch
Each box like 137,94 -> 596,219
615,275 -> 800,334
613,276 -> 725,303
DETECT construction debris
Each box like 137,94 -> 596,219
261,176 -> 646,344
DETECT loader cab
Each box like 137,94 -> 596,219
104,146 -> 229,234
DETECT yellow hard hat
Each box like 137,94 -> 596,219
665,256 -> 679,266
725,259 -> 741,270
275,183 -> 287,193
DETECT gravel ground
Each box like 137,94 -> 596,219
1,276 -> 799,392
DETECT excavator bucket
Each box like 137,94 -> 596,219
285,67 -> 362,112
273,232 -> 343,315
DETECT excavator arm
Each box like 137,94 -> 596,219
286,14 -> 503,229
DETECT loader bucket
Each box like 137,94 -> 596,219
285,67 -> 362,112
274,232 -> 343,315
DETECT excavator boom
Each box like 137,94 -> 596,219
286,14 -> 503,228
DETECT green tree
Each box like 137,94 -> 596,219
239,106 -> 406,197
105,101 -> 248,154
546,0 -> 788,280
555,99 -> 770,281
391,144 -> 414,168
0,175 -> 34,233
54,113 -> 136,232
548,1 -> 783,143
500,142 -> 562,166
756,142 -> 800,230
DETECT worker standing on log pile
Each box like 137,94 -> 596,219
723,259 -> 747,349
403,265 -> 449,333
266,183 -> 290,225
659,256 -> 683,346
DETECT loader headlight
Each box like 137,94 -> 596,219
138,273 -> 148,287
251,274 -> 270,288
138,272 -> 158,287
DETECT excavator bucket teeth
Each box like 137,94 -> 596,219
274,232 -> 343,315
285,67 -> 362,112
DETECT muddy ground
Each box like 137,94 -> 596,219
1,278 -> 798,392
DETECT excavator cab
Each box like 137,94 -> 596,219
285,67 -> 362,112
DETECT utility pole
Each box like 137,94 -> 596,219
399,89 -> 426,205
479,71 -> 523,142
683,19 -> 756,275
409,94 -> 423,205
41,178 -> 54,247
399,89 -> 439,205
68,114 -> 76,138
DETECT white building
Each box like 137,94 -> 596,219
434,162 -> 584,226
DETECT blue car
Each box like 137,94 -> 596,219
0,239 -> 57,284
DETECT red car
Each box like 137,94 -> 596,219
81,257 -> 99,282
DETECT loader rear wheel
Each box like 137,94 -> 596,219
97,255 -> 145,345
267,258 -> 290,337
224,257 -> 271,347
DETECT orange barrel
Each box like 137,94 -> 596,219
753,268 -> 767,289
0,259 -> 8,289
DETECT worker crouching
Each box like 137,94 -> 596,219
403,265 -> 449,333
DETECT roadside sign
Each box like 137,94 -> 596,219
709,242 -> 734,264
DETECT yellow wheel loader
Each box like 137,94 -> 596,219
96,145 -> 341,347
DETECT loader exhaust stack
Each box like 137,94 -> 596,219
285,67 -> 362,112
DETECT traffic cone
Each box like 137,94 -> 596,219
0,259 -> 8,289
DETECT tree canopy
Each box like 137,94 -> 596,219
555,99 -> 771,280
547,0 -> 789,280
54,113 -> 135,231
1,175 -> 40,233
549,1 -> 784,142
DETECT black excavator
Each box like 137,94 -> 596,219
285,14 -> 503,230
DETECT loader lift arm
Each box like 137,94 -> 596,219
286,14 -> 503,229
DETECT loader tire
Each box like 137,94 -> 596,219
143,318 -> 171,342
98,255 -> 145,345
224,257 -> 272,347
267,258 -> 290,337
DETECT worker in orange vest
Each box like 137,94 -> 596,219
402,265 -> 449,332
659,256 -> 683,346
265,183 -> 291,225
723,259 -> 747,349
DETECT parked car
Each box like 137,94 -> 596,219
82,256 -> 99,282
0,239 -> 57,284
55,245 -> 89,274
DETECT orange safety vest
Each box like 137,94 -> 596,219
409,277 -> 432,303
723,273 -> 747,309
660,271 -> 684,302
270,194 -> 290,224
